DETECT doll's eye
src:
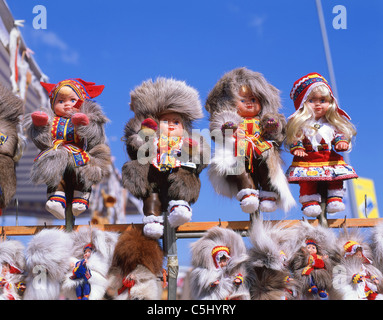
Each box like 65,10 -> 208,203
251,99 -> 256,103
240,99 -> 245,103
174,121 -> 179,125
308,99 -> 313,103
71,99 -> 76,103
321,99 -> 326,103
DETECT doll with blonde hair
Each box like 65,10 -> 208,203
286,73 -> 357,217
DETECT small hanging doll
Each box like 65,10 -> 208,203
122,77 -> 209,239
285,72 -> 358,217
246,218 -> 297,300
0,83 -> 24,211
23,79 -> 111,220
0,240 -> 26,300
106,226 -> 164,300
189,226 -> 250,300
205,67 -> 295,215
334,229 -> 383,300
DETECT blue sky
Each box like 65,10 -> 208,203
7,0 -> 383,266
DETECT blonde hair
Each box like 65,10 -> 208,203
286,84 -> 356,146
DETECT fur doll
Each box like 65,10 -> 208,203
0,240 -> 26,300
189,226 -> 250,300
61,227 -> 119,300
23,78 -> 111,220
122,77 -> 209,239
0,83 -> 24,211
246,218 -> 298,300
205,67 -> 295,215
106,226 -> 164,300
286,72 -> 357,217
334,228 -> 383,300
287,220 -> 341,300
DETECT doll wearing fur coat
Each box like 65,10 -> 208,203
286,73 -> 357,217
0,84 -> 24,211
122,78 -> 209,239
205,67 -> 295,215
23,79 -> 111,220
106,226 -> 164,300
0,240 -> 26,300
189,226 -> 250,300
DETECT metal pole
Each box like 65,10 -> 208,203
315,0 -> 358,218
163,211 -> 178,300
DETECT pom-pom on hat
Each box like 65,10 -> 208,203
41,78 -> 104,108
211,245 -> 230,268
288,72 -> 350,120
83,243 -> 93,252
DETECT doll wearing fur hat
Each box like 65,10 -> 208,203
106,226 -> 164,300
0,84 -> 24,211
122,77 -> 209,239
0,240 -> 26,300
205,67 -> 295,215
189,226 -> 250,300
334,229 -> 383,300
23,79 -> 111,220
286,73 -> 357,217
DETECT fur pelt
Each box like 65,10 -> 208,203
0,240 -> 26,300
369,222 -> 383,273
246,218 -> 298,300
0,84 -> 24,208
205,68 -> 295,212
61,227 -> 119,300
23,228 -> 74,300
23,100 -> 111,190
106,226 -> 164,300
189,226 -> 250,300
286,220 -> 342,300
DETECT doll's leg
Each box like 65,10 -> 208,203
299,181 -> 322,217
71,174 -> 92,216
228,172 -> 259,213
45,180 -> 66,220
326,180 -> 345,213
142,192 -> 164,239
255,160 -> 278,212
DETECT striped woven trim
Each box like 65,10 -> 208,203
291,160 -> 347,167
72,198 -> 89,209
48,195 -> 66,208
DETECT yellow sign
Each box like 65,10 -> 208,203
352,177 -> 379,218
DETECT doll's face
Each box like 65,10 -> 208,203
84,249 -> 92,260
306,244 -> 317,255
53,86 -> 80,118
1,263 -> 9,275
159,112 -> 184,137
236,90 -> 261,118
306,91 -> 331,121
218,256 -> 228,268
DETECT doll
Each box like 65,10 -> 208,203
246,218 -> 298,300
189,226 -> 250,300
205,67 -> 295,215
106,226 -> 164,300
122,77 -> 209,239
0,83 -> 24,211
0,240 -> 26,300
334,229 -> 383,300
23,78 -> 111,220
287,220 -> 341,300
286,72 -> 357,217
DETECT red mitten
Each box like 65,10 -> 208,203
31,111 -> 49,126
71,113 -> 89,126
182,138 -> 199,154
141,118 -> 158,135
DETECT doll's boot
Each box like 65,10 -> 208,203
72,190 -> 90,216
319,290 -> 328,300
259,191 -> 278,212
143,193 -> 164,239
236,189 -> 259,213
45,191 -> 66,219
300,194 -> 321,217
168,200 -> 192,228
326,188 -> 345,214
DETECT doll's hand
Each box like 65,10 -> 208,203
31,111 -> 49,126
210,280 -> 220,287
141,118 -> 158,136
221,121 -> 237,134
263,118 -> 279,132
335,141 -> 349,152
293,149 -> 308,157
71,113 -> 89,126
182,138 -> 199,153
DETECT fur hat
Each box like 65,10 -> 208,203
129,77 -> 203,131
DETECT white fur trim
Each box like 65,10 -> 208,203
142,214 -> 163,224
259,200 -> 278,212
327,188 -> 345,197
236,188 -> 259,201
326,201 -> 345,214
302,204 -> 322,217
168,200 -> 192,227
143,222 -> 164,239
299,193 -> 321,204
259,190 -> 278,199
45,200 -> 65,220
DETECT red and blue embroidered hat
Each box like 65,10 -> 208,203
40,78 -> 104,108
288,72 -> 350,120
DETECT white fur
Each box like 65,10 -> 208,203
302,204 -> 322,217
142,215 -> 164,239
327,201 -> 345,214
259,191 -> 278,212
168,200 -> 192,227
236,188 -> 259,213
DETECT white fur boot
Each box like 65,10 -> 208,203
45,191 -> 66,219
326,188 -> 345,213
259,190 -> 278,212
300,194 -> 322,217
167,200 -> 192,228
72,190 -> 91,216
143,215 -> 164,239
236,189 -> 259,213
